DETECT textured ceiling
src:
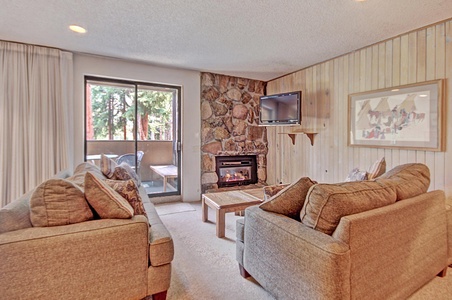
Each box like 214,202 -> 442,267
0,1 -> 451,81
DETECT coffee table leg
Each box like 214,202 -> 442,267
216,208 -> 225,238
202,196 -> 208,222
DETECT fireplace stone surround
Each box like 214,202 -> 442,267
200,72 -> 267,193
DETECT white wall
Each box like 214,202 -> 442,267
73,54 -> 201,202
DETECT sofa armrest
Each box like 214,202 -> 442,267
243,206 -> 350,300
0,216 -> 150,300
333,190 -> 448,300
446,202 -> 452,265
143,202 -> 174,267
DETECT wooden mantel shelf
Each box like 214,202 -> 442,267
279,131 -> 317,146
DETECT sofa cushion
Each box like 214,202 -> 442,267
376,163 -> 430,201
367,157 -> 386,180
67,162 -> 107,187
105,179 -> 147,217
300,181 -> 397,235
84,172 -> 134,219
260,177 -> 317,220
0,191 -> 33,233
29,179 -> 93,227
100,154 -> 118,178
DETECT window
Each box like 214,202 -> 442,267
85,76 -> 181,196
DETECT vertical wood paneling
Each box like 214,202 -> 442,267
266,19 -> 451,199
445,21 -> 452,197
343,55 -> 350,175
425,26 -> 436,184
406,32 -> 417,163
358,50 -> 368,169
333,57 -> 341,181
434,24 -> 446,190
383,40 -> 393,163
391,37 -> 401,167
416,29 -> 427,164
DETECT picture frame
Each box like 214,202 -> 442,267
348,79 -> 445,151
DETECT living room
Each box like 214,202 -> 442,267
1,1 -> 452,299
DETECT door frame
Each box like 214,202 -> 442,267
84,75 -> 181,197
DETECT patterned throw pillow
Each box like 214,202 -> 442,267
100,154 -> 118,179
105,179 -> 147,217
30,179 -> 93,227
263,184 -> 290,201
367,157 -> 386,180
84,172 -> 133,219
111,165 -> 133,181
119,162 -> 141,187
259,177 -> 317,221
345,168 -> 368,182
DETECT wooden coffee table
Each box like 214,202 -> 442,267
202,189 -> 264,238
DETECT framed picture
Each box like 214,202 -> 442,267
348,79 -> 445,151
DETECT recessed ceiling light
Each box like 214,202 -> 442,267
69,25 -> 87,34
391,89 -> 399,92
419,94 -> 428,97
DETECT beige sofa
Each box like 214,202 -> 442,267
0,166 -> 173,300
237,163 -> 450,299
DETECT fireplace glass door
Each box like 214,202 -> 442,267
218,165 -> 251,185
215,155 -> 257,188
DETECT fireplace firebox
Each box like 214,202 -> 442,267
215,155 -> 257,188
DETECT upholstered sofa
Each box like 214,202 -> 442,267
236,163 -> 450,299
0,162 -> 173,300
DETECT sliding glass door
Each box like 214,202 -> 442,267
84,76 -> 181,197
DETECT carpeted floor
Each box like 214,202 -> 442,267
156,201 -> 452,300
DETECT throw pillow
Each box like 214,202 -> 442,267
100,154 -> 118,179
105,179 -> 147,217
0,191 -> 33,234
119,162 -> 141,187
262,184 -> 290,201
300,180 -> 397,235
345,168 -> 368,182
67,162 -> 107,187
84,172 -> 134,219
367,157 -> 386,180
376,163 -> 430,200
259,177 -> 317,220
74,161 -> 104,176
111,165 -> 133,181
29,179 -> 93,227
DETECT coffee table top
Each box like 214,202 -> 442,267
202,189 -> 264,209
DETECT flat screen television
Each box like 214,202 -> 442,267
259,91 -> 301,125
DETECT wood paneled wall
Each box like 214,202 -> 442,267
266,19 -> 452,200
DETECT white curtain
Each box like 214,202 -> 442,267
0,41 -> 73,207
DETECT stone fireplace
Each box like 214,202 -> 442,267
201,72 -> 267,193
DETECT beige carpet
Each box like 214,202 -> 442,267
156,202 -> 452,299
154,202 -> 196,216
